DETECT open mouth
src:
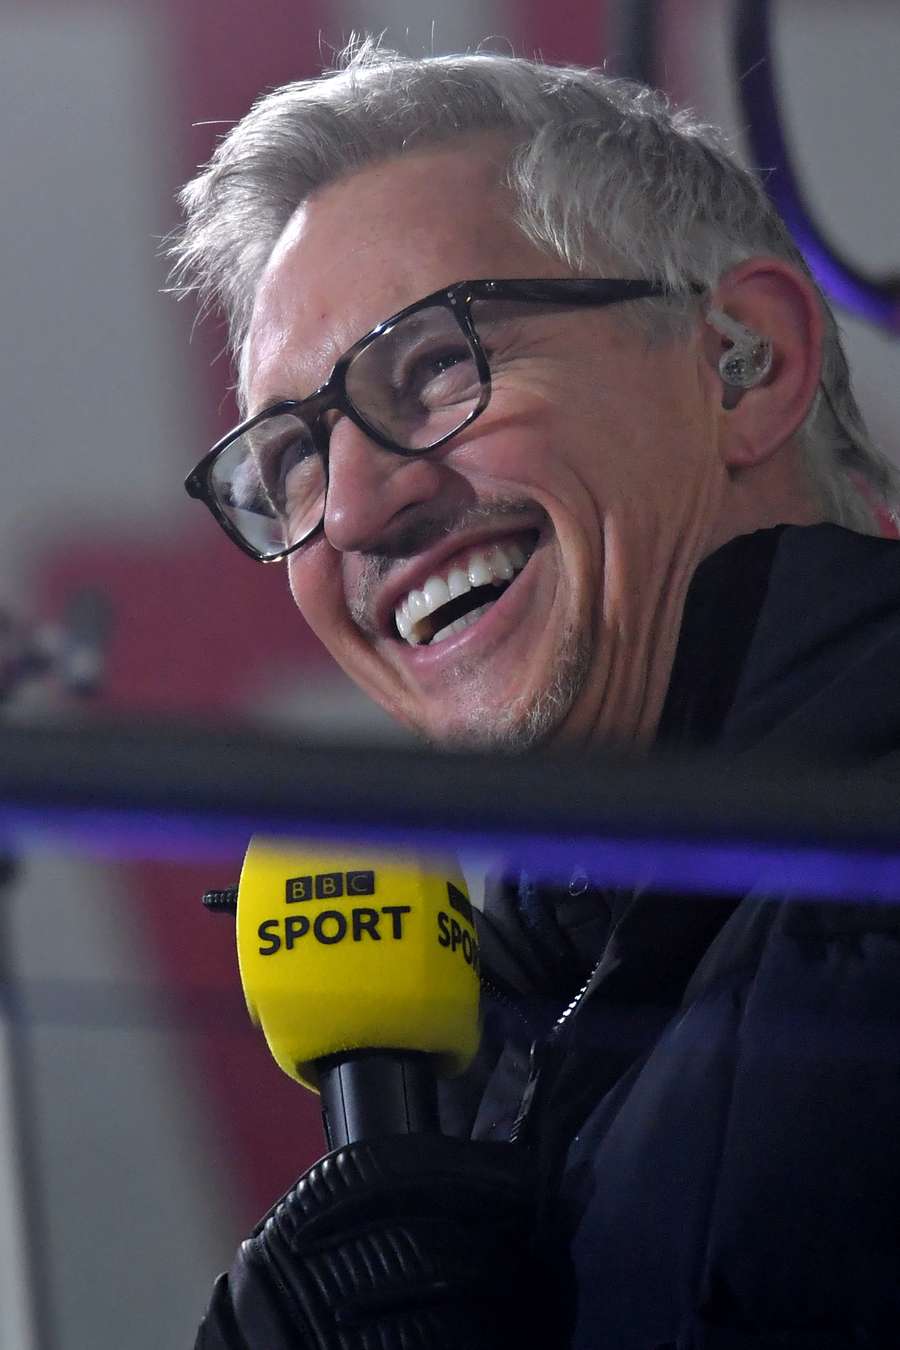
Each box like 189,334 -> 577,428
393,533 -> 538,647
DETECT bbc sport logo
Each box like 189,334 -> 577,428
285,871 -> 376,903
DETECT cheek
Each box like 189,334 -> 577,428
287,541 -> 345,640
449,403 -> 597,510
450,413 -> 609,577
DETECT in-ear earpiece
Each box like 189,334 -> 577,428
706,307 -> 773,390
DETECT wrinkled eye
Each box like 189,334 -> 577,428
255,436 -> 313,515
396,340 -> 480,411
345,303 -> 483,450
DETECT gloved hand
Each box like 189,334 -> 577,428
195,1132 -> 567,1350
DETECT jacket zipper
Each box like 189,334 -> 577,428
508,958 -> 603,1145
478,971 -> 535,1033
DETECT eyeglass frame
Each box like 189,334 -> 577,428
184,276 -> 705,563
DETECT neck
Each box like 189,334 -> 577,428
704,453 -> 828,560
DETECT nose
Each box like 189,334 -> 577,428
322,416 -> 446,553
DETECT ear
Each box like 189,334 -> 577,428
701,258 -> 824,471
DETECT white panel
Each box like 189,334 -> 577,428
0,5 -> 203,585
776,0 -> 900,272
7,850 -> 236,1350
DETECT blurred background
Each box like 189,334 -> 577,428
0,1 -> 897,1345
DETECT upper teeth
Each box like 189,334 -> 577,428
394,540 -> 531,645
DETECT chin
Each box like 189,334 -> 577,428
416,635 -> 592,754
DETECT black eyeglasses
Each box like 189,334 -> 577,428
184,277 -> 700,562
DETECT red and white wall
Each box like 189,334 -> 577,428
0,2 -> 896,1347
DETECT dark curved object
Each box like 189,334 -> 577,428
3,719 -> 900,901
0,862 -> 58,1350
608,0 -> 660,86
734,0 -> 900,333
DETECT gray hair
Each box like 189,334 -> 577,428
169,37 -> 896,532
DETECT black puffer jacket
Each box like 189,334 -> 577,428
450,525 -> 900,1349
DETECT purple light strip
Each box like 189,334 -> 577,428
4,802 -> 900,901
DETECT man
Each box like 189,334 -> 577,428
172,41 -> 900,1348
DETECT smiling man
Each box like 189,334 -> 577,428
174,41 -> 900,1350
240,145 -> 795,752
178,45 -> 890,757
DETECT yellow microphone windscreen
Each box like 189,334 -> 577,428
235,837 -> 481,1090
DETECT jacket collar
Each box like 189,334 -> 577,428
484,524 -> 900,992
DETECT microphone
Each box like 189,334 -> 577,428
231,836 -> 481,1150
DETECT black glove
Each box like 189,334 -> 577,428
195,1132 -> 568,1349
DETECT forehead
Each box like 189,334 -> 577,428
245,139 -> 572,406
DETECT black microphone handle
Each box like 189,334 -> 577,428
317,1049 -> 440,1150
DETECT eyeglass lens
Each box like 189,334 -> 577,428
344,302 -> 481,448
209,412 -> 325,560
209,302 -> 484,558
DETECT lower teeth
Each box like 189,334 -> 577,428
430,601 -> 493,645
